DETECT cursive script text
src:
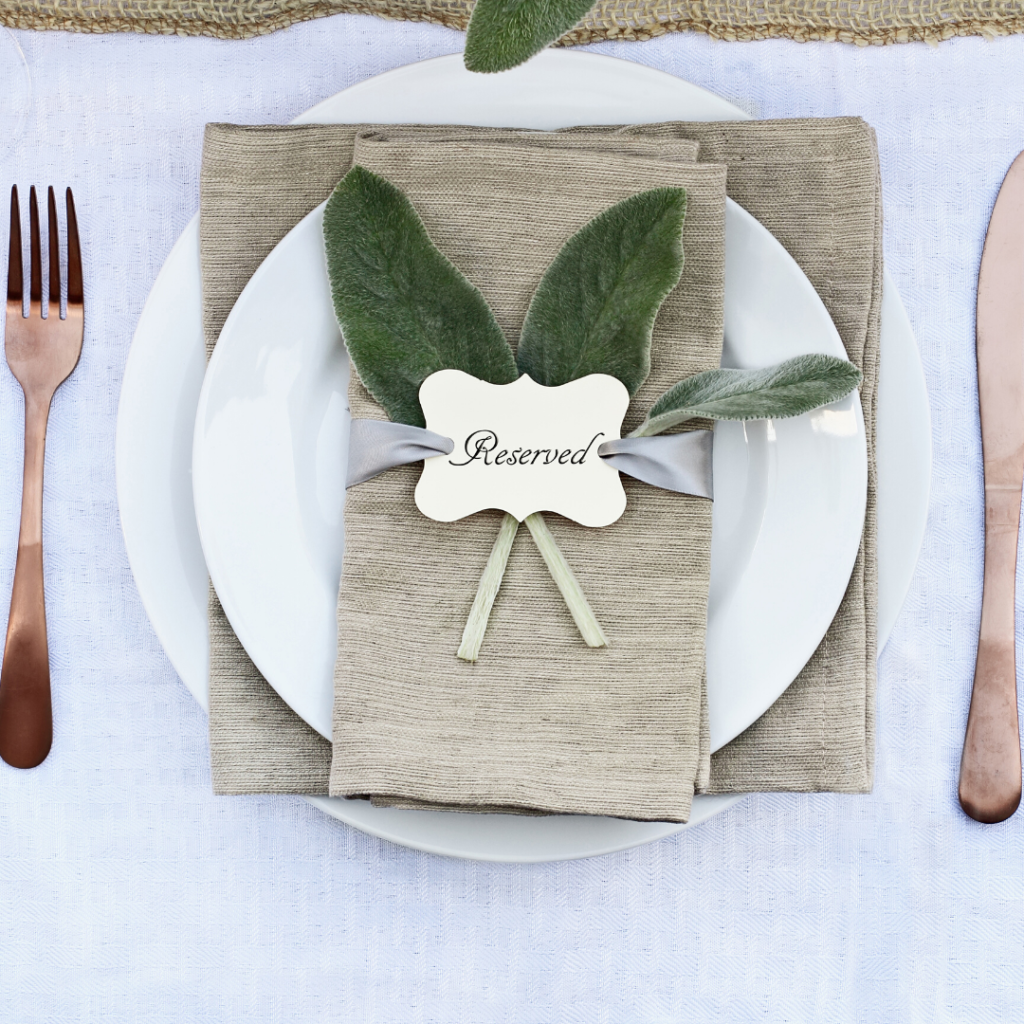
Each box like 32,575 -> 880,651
450,429 -> 605,468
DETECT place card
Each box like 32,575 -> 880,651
415,369 -> 630,527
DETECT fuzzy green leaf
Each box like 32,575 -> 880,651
323,165 -> 518,427
516,187 -> 686,395
634,353 -> 863,437
464,0 -> 597,74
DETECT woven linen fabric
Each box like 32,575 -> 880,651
200,123 -> 512,792
336,121 -> 881,807
1,0 -> 1022,45
201,118 -> 879,807
689,118 -> 882,793
200,122 -> 680,794
200,121 -> 722,815
330,132 -> 726,822
392,118 -> 883,796
200,125 -> 350,794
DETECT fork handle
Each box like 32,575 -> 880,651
0,394 -> 52,769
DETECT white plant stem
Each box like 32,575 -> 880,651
457,512 -> 520,662
524,512 -> 609,648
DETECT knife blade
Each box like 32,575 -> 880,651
959,152 -> 1024,823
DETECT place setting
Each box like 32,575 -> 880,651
108,48 -> 934,862
8,0 -> 1024,1014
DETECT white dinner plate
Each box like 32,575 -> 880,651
194,198 -> 867,748
117,51 -> 931,862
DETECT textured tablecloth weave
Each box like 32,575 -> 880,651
201,117 -> 878,811
0,0 -> 1021,46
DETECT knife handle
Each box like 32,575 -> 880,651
959,483 -> 1023,823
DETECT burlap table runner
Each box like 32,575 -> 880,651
201,117 -> 878,818
2,0 -> 1020,46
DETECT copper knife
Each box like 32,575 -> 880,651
959,152 -> 1024,823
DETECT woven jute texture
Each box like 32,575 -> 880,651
200,117 -> 878,817
1,0 -> 1020,46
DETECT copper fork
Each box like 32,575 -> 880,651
0,186 -> 83,769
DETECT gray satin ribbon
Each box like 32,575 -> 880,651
347,419 -> 713,500
346,419 -> 454,487
598,432 -> 714,499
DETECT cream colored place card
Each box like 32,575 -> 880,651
416,370 -> 630,527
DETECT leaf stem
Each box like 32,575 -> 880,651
524,512 -> 609,648
457,512 -> 520,662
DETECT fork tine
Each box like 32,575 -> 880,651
7,186 -> 21,306
65,189 -> 82,308
28,186 -> 40,309
47,186 -> 59,314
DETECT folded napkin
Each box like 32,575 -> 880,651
691,120 -> 880,794
200,117 -> 879,817
331,129 -> 726,822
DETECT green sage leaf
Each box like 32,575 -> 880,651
517,187 -> 686,395
635,353 -> 863,437
323,165 -> 518,427
464,0 -> 597,74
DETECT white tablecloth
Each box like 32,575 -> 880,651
0,17 -> 1019,1022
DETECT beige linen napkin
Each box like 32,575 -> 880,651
330,130 -> 727,822
688,120 -> 880,794
200,122 -> 709,802
201,117 -> 879,812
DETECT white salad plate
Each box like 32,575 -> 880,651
117,51 -> 931,863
